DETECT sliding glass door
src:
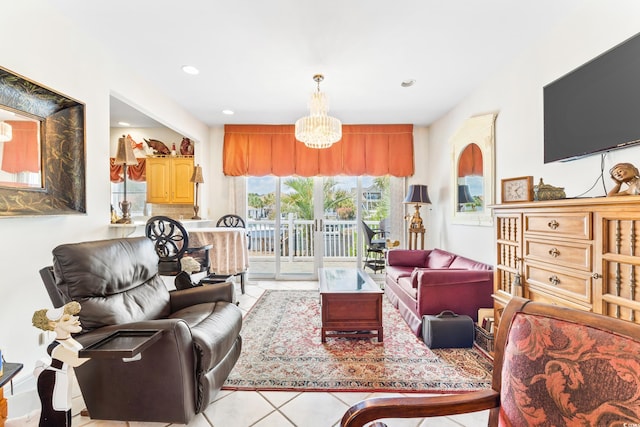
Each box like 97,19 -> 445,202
246,175 -> 394,280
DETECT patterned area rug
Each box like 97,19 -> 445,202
223,290 -> 493,393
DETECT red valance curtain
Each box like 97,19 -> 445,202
457,143 -> 483,176
109,158 -> 146,183
223,124 -> 414,177
1,121 -> 39,173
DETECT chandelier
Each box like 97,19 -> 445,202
295,74 -> 342,149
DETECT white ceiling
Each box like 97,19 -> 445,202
50,0 -> 585,128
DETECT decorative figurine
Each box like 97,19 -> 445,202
533,178 -> 566,201
144,138 -> 171,155
607,162 -> 640,196
32,302 -> 89,427
180,137 -> 194,156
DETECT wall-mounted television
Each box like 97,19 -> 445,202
544,32 -> 640,163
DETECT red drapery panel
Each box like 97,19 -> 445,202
1,121 -> 39,173
109,158 -> 146,182
223,124 -> 414,177
457,143 -> 483,176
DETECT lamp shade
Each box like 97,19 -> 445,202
458,185 -> 474,204
190,164 -> 204,183
404,184 -> 431,205
114,135 -> 137,165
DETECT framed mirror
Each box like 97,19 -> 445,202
450,113 -> 496,226
0,66 -> 86,216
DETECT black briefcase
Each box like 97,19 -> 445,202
422,310 -> 474,349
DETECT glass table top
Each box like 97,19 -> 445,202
318,268 -> 382,293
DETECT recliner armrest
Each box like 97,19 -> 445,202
169,281 -> 235,313
74,318 -> 194,358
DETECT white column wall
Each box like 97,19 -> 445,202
0,2 -> 209,386
427,1 -> 640,264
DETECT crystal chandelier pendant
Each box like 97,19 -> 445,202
295,74 -> 342,149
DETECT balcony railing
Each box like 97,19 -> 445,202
247,219 -> 371,260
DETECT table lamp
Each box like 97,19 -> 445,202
114,135 -> 138,224
458,184 -> 474,211
191,164 -> 204,219
403,184 -> 431,230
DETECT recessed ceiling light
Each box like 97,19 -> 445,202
401,79 -> 416,88
222,109 -> 235,115
182,65 -> 200,75
118,121 -> 130,126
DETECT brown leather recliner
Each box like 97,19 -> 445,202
39,237 -> 242,424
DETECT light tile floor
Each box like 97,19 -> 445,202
14,279 -> 490,427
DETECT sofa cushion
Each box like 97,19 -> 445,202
397,276 -> 418,299
426,249 -> 456,269
450,256 -> 492,270
386,265 -> 414,282
387,249 -> 429,267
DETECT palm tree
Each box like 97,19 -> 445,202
282,177 -> 314,219
370,176 -> 390,220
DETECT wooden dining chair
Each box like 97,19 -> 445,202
200,214 -> 248,294
341,296 -> 640,426
144,216 -> 212,282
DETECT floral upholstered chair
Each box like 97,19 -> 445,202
341,296 -> 640,427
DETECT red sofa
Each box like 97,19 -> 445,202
385,248 -> 493,337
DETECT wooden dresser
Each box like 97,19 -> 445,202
492,196 -> 640,327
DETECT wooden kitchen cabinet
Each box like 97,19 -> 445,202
146,156 -> 194,204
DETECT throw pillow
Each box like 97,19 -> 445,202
427,248 -> 456,269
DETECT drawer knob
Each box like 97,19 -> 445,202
548,248 -> 560,257
548,220 -> 560,230
549,275 -> 561,286
592,273 -> 602,279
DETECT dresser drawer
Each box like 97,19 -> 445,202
526,287 -> 592,312
524,238 -> 592,272
524,212 -> 591,239
525,263 -> 592,304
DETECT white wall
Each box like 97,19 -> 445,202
427,1 -> 640,264
0,2 -> 211,387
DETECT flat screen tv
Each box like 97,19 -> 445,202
544,32 -> 640,163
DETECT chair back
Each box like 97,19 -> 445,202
216,214 -> 246,228
361,221 -> 376,246
39,266 -> 68,308
492,297 -> 640,425
341,296 -> 640,426
45,237 -> 170,333
146,215 -> 189,275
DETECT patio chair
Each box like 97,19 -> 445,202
341,296 -> 640,426
361,221 -> 387,273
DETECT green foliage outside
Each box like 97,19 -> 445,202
248,176 -> 389,221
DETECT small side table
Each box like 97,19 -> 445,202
1,362 -> 24,427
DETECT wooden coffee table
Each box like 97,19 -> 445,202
319,268 -> 384,342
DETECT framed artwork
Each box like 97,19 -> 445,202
0,66 -> 86,217
450,113 -> 497,226
501,176 -> 534,203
